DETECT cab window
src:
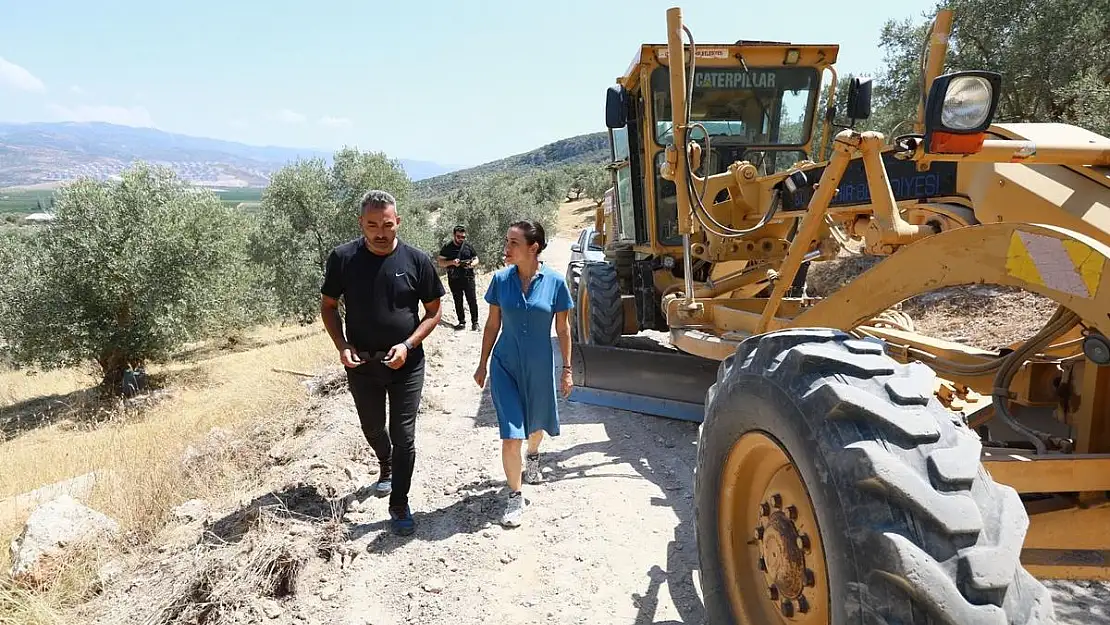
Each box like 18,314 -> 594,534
609,126 -> 636,242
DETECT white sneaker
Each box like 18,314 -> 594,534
501,491 -> 526,527
524,453 -> 542,484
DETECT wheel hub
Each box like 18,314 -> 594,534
717,432 -> 829,625
757,494 -> 815,617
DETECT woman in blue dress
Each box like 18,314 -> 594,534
473,219 -> 574,527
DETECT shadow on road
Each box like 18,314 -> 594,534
557,400 -> 705,625
202,483 -> 338,545
465,356 -> 705,625
345,484 -> 506,553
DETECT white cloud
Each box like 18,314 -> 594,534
267,108 -> 306,124
228,119 -> 249,129
0,56 -> 46,93
70,85 -> 85,95
47,103 -> 155,128
318,115 -> 352,128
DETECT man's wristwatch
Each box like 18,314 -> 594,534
403,339 -> 415,351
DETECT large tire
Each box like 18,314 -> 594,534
694,328 -> 1055,625
579,261 -> 623,346
566,263 -> 582,342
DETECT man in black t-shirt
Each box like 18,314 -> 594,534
320,189 -> 445,536
437,225 -> 479,331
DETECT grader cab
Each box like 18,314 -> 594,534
566,5 -> 1110,623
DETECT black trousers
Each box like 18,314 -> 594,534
346,359 -> 425,510
448,274 -> 478,325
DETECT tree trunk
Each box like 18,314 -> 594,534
97,350 -> 131,396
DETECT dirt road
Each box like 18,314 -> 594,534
289,235 -> 1108,624
88,233 -> 1108,625
322,236 -> 706,624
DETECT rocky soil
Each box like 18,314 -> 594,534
44,234 -> 1108,625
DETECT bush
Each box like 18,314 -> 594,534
0,164 -> 262,392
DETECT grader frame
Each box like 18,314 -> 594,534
567,5 -> 1110,623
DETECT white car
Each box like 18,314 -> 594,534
569,227 -> 605,264
566,227 -> 607,342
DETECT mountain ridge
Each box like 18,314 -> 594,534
0,121 -> 460,188
0,121 -> 612,197
412,131 -> 610,199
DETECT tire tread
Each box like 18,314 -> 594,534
696,327 -> 1054,624
583,261 -> 622,346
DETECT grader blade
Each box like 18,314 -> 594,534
567,343 -> 717,422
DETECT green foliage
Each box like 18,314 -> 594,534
415,156 -> 607,276
1057,66 -> 1110,137
513,163 -> 611,206
0,164 -> 262,390
0,228 -> 41,366
248,148 -> 431,324
433,174 -> 560,272
941,0 -> 1105,125
866,0 -> 1110,140
569,163 -> 612,204
866,15 -> 933,138
520,168 -> 574,204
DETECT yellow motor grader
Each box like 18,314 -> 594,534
565,5 -> 1110,624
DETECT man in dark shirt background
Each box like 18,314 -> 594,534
437,225 -> 480,331
319,189 -> 445,536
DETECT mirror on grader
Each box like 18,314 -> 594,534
565,5 -> 1110,624
845,76 -> 872,122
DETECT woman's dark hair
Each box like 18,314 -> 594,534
510,219 -> 547,254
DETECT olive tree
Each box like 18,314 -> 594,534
1,164 -> 261,392
249,147 -> 433,324
0,228 -> 42,368
574,164 -> 612,205
519,168 -> 573,204
869,0 -> 1110,137
434,174 -> 559,271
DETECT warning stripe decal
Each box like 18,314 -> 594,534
1006,231 -> 1104,299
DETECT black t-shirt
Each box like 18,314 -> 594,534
438,240 -> 477,280
321,237 -> 445,367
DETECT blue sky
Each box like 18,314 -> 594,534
0,0 -> 940,168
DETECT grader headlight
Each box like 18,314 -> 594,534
941,75 -> 994,130
924,70 -> 1002,154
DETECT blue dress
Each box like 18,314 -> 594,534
484,263 -> 575,440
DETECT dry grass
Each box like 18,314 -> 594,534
0,322 -> 336,624
806,251 -> 1058,350
805,251 -> 881,298
0,542 -> 115,625
900,286 -> 1060,350
145,509 -> 327,625
557,198 -> 598,236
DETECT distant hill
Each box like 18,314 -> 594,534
0,122 -> 456,189
414,132 -> 609,199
